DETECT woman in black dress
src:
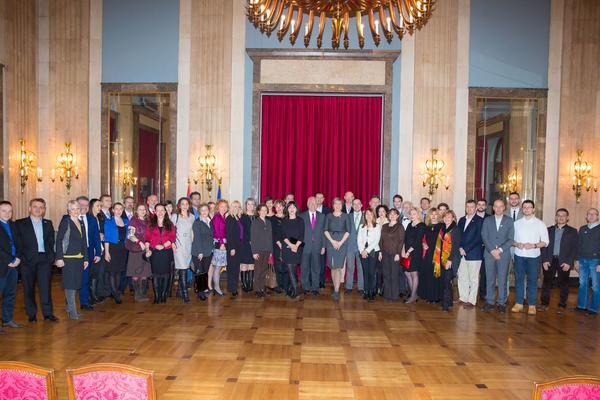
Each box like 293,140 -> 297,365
103,203 -> 129,304
239,198 -> 256,292
268,199 -> 286,294
191,204 -> 213,301
419,208 -> 443,303
226,201 -> 243,298
402,208 -> 427,304
55,200 -> 89,320
279,202 -> 304,299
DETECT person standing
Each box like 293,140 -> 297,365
538,208 -> 578,313
103,203 -> 129,304
506,192 -> 523,221
171,198 -> 195,304
574,208 -> 600,316
126,204 -> 151,302
251,204 -> 273,298
75,196 -> 101,310
211,200 -> 228,296
419,197 -> 431,221
345,198 -> 364,295
511,200 -> 548,315
146,194 -> 159,217
456,200 -> 484,308
419,208 -> 443,303
55,200 -> 89,320
269,200 -> 287,294
476,198 -> 490,301
280,202 -> 305,299
0,201 -> 22,332
191,204 -> 213,301
392,195 -> 403,213
368,196 -> 381,213
240,198 -> 256,292
480,199 -> 514,313
324,198 -> 351,301
343,192 -> 354,214
357,209 -> 381,301
87,199 -> 105,304
144,204 -> 176,304
300,197 -> 325,295
190,192 -> 202,219
15,198 -> 58,322
435,210 -> 461,312
226,201 -> 244,298
123,196 -> 135,220
403,208 -> 426,303
315,192 -> 331,215
378,209 -> 405,301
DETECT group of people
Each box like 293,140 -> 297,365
0,189 -> 599,333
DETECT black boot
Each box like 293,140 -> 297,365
138,279 -> 149,302
195,273 -> 208,300
152,277 -> 160,304
109,273 -> 122,304
90,278 -> 99,304
248,270 -> 255,292
240,271 -> 247,292
161,276 -> 169,303
179,270 -> 190,304
167,272 -> 174,298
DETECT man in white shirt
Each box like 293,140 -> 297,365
123,196 -> 135,220
457,200 -> 484,307
401,201 -> 412,229
511,200 -> 548,315
505,192 -> 523,221
343,191 -> 354,214
146,194 -> 158,216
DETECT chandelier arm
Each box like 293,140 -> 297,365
378,4 -> 393,43
387,0 -> 404,37
277,4 -> 294,41
266,0 -> 285,34
289,6 -> 303,45
316,11 -> 326,48
355,11 -> 364,49
304,10 -> 315,47
399,0 -> 416,33
343,12 -> 349,49
367,9 -> 380,46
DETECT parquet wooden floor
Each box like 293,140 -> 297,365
1,277 -> 599,399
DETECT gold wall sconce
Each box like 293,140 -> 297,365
18,139 -> 43,193
421,148 -> 450,198
500,166 -> 519,194
50,142 -> 79,194
191,144 -> 221,198
121,160 -> 138,197
572,149 -> 597,203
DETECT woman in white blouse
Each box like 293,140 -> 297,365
357,208 -> 381,301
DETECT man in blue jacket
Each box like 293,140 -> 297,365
76,196 -> 102,309
456,199 -> 484,308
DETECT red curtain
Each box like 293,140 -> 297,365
260,95 -> 383,206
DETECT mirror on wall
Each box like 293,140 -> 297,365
108,93 -> 171,203
467,89 -> 547,213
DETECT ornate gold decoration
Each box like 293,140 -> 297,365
572,150 -> 597,203
247,0 -> 435,49
121,161 -> 138,197
18,139 -> 42,194
50,142 -> 79,194
192,145 -> 220,198
421,148 -> 449,198
499,166 -> 519,195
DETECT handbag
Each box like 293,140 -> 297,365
265,264 -> 278,289
400,254 -> 411,270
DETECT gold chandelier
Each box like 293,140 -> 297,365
247,0 -> 436,49
121,160 -> 138,197
18,139 -> 43,193
572,150 -> 597,203
192,145 -> 221,198
50,142 -> 79,194
499,166 -> 519,195
421,148 -> 449,198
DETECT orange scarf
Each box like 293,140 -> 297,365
433,224 -> 454,278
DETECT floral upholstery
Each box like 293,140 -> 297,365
72,371 -> 149,400
0,369 -> 49,400
541,383 -> 600,400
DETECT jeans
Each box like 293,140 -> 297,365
514,255 -> 540,306
577,258 -> 600,313
0,267 -> 18,322
360,251 -> 378,293
79,262 -> 91,306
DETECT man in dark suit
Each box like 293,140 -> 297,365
456,200 -> 484,308
476,198 -> 491,301
0,201 -> 22,332
539,208 -> 578,313
345,198 -> 364,294
314,192 -> 330,288
481,199 -> 514,313
343,191 -> 354,214
301,197 -> 326,295
15,198 -> 58,322
76,196 -> 102,309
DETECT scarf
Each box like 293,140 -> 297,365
433,222 -> 455,278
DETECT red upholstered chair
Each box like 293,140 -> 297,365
0,361 -> 57,400
66,363 -> 156,400
532,375 -> 600,400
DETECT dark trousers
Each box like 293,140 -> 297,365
301,247 -> 321,291
227,252 -> 241,294
541,256 -> 570,308
273,246 -> 287,291
21,255 -> 54,318
319,252 -> 327,287
95,259 -> 111,298
0,267 -> 18,322
80,261 -> 91,306
254,251 -> 270,292
375,258 -> 383,292
286,263 -> 299,296
360,251 -> 378,293
382,252 -> 399,300
479,258 -> 487,300
442,267 -> 454,310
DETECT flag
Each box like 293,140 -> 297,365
217,179 -> 222,200
186,179 -> 191,198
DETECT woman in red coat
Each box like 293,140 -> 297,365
144,204 -> 176,304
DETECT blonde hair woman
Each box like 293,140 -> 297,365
402,208 -> 427,303
324,198 -> 352,301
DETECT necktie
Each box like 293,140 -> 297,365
355,213 -> 360,229
513,210 -> 516,220
311,213 -> 315,241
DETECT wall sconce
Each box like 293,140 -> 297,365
572,149 -> 597,203
500,166 -> 519,194
50,142 -> 79,194
121,160 -> 138,197
192,144 -> 221,198
18,138 -> 43,193
421,148 -> 450,198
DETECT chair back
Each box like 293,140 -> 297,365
532,375 -> 600,400
0,361 -> 57,400
66,363 -> 155,400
